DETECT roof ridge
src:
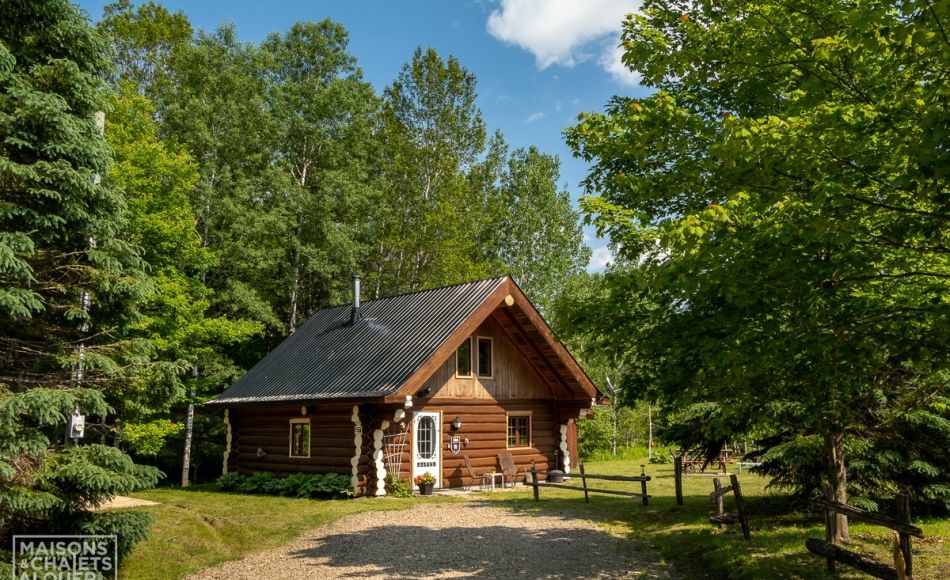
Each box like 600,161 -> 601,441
320,275 -> 510,311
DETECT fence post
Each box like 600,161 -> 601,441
674,455 -> 683,506
640,464 -> 649,506
712,477 -> 724,528
822,483 -> 836,574
580,461 -> 589,503
530,461 -> 539,502
896,493 -> 912,579
730,474 -> 750,541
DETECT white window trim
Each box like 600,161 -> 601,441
289,417 -> 311,458
455,337 -> 473,378
476,336 -> 494,379
506,411 -> 532,449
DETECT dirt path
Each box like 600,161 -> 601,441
189,500 -> 675,579
93,496 -> 159,510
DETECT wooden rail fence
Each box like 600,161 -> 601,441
805,485 -> 923,579
529,462 -> 652,505
708,474 -> 750,540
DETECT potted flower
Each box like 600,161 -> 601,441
414,472 -> 436,495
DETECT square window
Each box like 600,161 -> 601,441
507,414 -> 530,448
456,337 -> 472,376
290,419 -> 311,457
477,337 -> 492,377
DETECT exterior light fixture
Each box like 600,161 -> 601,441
451,416 -> 463,431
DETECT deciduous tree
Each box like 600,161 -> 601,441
566,0 -> 950,530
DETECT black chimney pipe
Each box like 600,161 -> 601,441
351,275 -> 361,325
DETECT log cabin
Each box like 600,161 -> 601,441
207,275 -> 599,496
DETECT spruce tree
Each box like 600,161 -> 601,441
0,0 -> 160,559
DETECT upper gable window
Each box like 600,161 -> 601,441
456,337 -> 473,377
477,337 -> 493,378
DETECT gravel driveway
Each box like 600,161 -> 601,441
189,499 -> 675,579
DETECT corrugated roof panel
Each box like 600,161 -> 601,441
210,277 -> 507,405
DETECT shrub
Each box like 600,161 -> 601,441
384,473 -> 411,498
236,471 -> 279,494
297,473 -> 353,499
223,472 -> 354,499
215,472 -> 242,491
75,510 -> 155,559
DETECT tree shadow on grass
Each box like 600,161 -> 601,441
476,492 -> 833,579
287,521 -> 673,578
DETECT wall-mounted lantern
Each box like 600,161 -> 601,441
451,416 -> 463,431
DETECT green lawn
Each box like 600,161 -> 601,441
483,458 -> 950,579
120,486 -> 461,579
121,461 -> 948,579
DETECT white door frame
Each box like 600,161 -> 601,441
412,410 -> 442,488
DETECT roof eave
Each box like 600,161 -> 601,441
206,391 -> 390,407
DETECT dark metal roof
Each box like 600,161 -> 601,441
209,277 -> 508,405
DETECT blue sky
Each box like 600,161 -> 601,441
76,0 -> 650,271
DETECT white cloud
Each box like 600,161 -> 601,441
487,0 -> 638,74
525,111 -> 546,123
600,36 -> 641,86
588,246 -> 614,271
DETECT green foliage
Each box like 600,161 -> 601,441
235,471 -> 281,494
75,509 -> 155,559
103,84 -> 260,480
280,473 -> 353,499
121,419 -> 183,457
98,0 -> 192,96
565,0 -> 950,511
497,147 -> 590,312
220,471 -> 354,499
0,0 -> 150,386
214,471 -> 241,491
384,473 -> 411,498
0,0 -> 161,561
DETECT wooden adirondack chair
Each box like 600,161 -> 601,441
463,454 -> 491,491
498,452 -> 524,487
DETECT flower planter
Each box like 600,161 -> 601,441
418,482 -> 434,496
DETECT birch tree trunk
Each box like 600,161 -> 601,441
180,363 -> 198,487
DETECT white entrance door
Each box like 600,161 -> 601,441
413,411 -> 441,488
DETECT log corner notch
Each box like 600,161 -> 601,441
222,408 -> 231,475
371,419 -> 390,497
806,488 -> 922,579
350,405 -> 361,495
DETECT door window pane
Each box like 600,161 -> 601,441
417,416 -> 435,459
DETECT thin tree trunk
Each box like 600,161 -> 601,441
287,218 -> 303,334
181,363 -> 198,487
824,431 -> 851,542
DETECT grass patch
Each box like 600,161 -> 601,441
117,462 -> 947,579
120,485 -> 460,579
483,458 -> 949,579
